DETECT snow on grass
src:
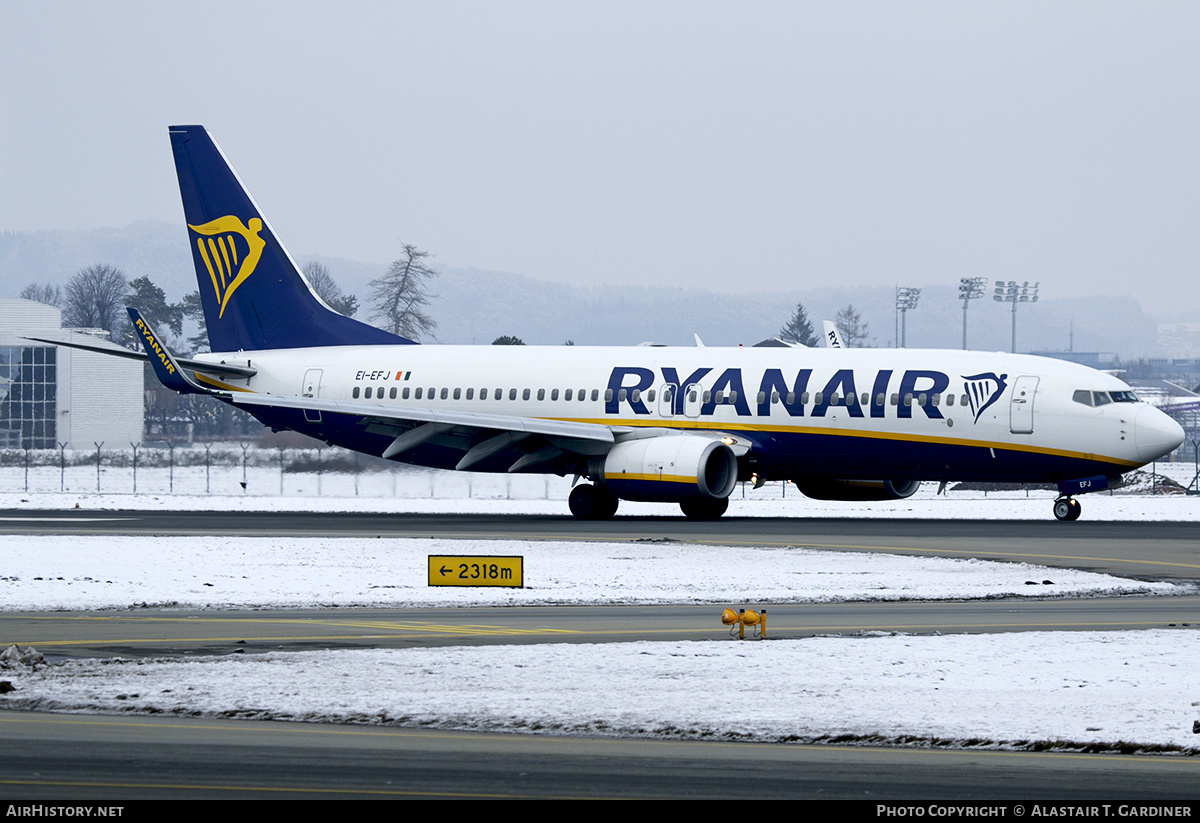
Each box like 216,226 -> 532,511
1,459 -> 1198,520
0,535 -> 1181,611
5,631 -> 1199,752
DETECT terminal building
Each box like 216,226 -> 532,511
0,298 -> 143,449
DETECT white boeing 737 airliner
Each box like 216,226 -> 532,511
38,126 -> 1186,521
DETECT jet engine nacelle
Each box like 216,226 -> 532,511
597,436 -> 738,502
793,478 -> 921,501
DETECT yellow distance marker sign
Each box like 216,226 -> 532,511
428,556 -> 524,588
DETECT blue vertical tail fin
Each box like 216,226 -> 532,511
169,125 -> 414,352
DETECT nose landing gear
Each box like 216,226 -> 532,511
1053,496 -> 1082,521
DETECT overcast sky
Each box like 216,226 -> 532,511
2,2 -> 1198,314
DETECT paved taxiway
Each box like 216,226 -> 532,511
1,510 -> 1197,799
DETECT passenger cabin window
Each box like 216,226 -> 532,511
390,387 -> 397,400
352,387 -> 360,398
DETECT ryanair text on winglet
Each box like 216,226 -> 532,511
135,317 -> 175,375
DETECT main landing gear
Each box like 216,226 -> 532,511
567,484 -> 732,520
1053,496 -> 1082,521
568,483 -> 619,520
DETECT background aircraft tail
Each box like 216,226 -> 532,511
169,125 -> 414,352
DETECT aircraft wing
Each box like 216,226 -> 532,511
231,391 -> 617,468
232,391 -> 615,442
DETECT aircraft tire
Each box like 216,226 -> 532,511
680,497 -> 729,520
1053,497 -> 1082,521
1066,498 -> 1082,520
569,484 -> 619,520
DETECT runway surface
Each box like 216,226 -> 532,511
2,510 -> 1198,800
3,711 -> 1197,800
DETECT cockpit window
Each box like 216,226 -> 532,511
1074,389 -> 1138,407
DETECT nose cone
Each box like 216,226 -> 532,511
1135,406 -> 1186,463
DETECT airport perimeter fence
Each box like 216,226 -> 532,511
1,444 -> 1196,500
0,444 -> 568,500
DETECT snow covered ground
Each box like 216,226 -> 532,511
0,449 -> 1197,521
1,457 -> 1198,753
0,535 -> 1181,611
7,632 -> 1199,752
1,528 -> 1198,752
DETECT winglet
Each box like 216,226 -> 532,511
822,321 -> 844,349
127,308 -> 215,395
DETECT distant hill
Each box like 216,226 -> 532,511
0,221 -> 1165,355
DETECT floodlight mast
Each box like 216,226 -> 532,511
895,286 -> 921,348
993,280 -> 1039,353
959,277 -> 987,349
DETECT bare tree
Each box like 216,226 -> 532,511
835,304 -> 872,348
19,283 -> 63,307
301,261 -> 359,317
369,244 -> 437,341
62,263 -> 128,334
779,302 -> 817,346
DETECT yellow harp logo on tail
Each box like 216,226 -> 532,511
188,216 -> 266,318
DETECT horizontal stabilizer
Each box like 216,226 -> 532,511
22,333 -> 257,379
